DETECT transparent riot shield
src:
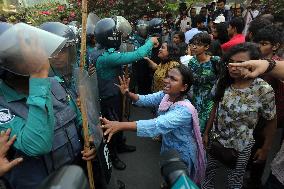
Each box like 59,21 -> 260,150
74,67 -> 103,148
87,13 -> 100,35
0,23 -> 66,76
74,68 -> 112,183
116,16 -> 132,38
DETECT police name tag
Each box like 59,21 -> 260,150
0,109 -> 15,124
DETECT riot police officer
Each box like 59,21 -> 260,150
40,22 -> 117,189
0,22 -> 96,189
92,16 -> 159,170
131,19 -> 153,95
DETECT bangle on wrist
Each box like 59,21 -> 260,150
263,58 -> 276,74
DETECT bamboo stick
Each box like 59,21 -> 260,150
79,0 -> 95,188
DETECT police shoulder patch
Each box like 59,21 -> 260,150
0,109 -> 15,124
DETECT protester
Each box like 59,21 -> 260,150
229,58 -> 284,189
144,42 -> 181,92
202,43 -> 276,189
101,65 -> 206,185
244,25 -> 284,189
199,7 -> 211,27
185,15 -> 206,44
242,0 -> 260,36
245,17 -> 272,42
172,31 -> 185,45
0,129 -> 23,177
212,0 -> 232,21
221,17 -> 245,52
187,33 -> 221,134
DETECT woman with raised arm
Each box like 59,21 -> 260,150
101,65 -> 205,185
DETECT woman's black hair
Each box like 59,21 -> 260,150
166,42 -> 184,62
216,22 -> 229,44
214,42 -> 261,102
191,32 -> 212,46
174,64 -> 194,96
173,31 -> 185,43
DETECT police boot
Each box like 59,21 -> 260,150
112,156 -> 126,170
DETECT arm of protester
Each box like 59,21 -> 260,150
135,105 -> 191,137
101,118 -> 137,143
229,60 -> 284,81
254,83 -> 277,163
100,37 -> 159,67
254,117 -> 277,163
144,57 -> 158,70
115,75 -> 164,106
0,129 -> 23,176
101,105 -> 191,142
203,102 -> 218,148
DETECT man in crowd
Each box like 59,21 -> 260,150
185,15 -> 206,44
242,0 -> 260,36
212,0 -> 232,22
221,17 -> 245,52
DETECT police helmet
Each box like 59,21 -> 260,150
39,22 -> 77,80
94,17 -> 121,49
149,18 -> 164,35
0,22 -> 12,35
136,20 -> 149,37
40,22 -> 77,46
0,22 -> 12,77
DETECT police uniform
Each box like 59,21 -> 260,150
131,34 -> 153,95
0,78 -> 82,189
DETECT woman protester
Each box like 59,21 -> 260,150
144,42 -> 183,92
228,58 -> 284,189
101,65 -> 206,185
202,43 -> 277,189
188,33 -> 222,134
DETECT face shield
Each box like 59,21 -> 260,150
136,20 -> 149,37
49,41 -> 77,83
0,23 -> 66,76
115,16 -> 132,38
87,13 -> 100,35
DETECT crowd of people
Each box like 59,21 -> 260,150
0,0 -> 284,188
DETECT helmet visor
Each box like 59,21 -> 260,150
0,23 -> 66,76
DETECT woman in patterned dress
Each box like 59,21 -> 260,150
188,33 -> 222,134
202,43 -> 277,189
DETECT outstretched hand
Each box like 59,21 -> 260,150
0,129 -> 23,176
228,60 -> 269,79
100,117 -> 121,143
115,75 -> 130,95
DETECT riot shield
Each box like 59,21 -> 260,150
74,68 -> 112,183
74,67 -> 103,148
87,13 -> 100,35
116,16 -> 132,38
0,23 -> 66,76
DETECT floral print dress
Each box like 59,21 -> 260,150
214,78 -> 276,152
188,56 -> 220,134
152,61 -> 179,92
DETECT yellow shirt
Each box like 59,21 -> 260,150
153,61 -> 180,92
